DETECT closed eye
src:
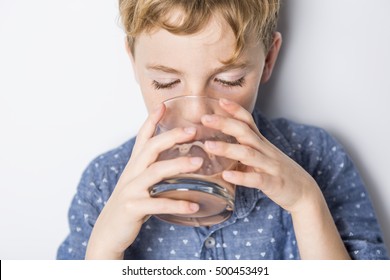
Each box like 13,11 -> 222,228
152,80 -> 181,90
214,76 -> 245,88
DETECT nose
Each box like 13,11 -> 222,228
183,80 -> 221,121
171,95 -> 214,124
163,95 -> 218,128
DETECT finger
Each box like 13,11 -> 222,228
132,103 -> 165,158
222,170 -> 276,195
121,126 -> 198,183
219,98 -> 262,137
129,156 -> 204,192
201,113 -> 263,151
141,198 -> 200,216
131,126 -> 198,173
204,141 -> 272,172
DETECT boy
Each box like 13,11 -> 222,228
57,0 -> 388,259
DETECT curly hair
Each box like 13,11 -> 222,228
118,0 -> 280,63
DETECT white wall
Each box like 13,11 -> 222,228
0,0 -> 389,259
258,0 -> 390,250
0,0 -> 146,259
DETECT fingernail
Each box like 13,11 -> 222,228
223,170 -> 235,179
202,114 -> 216,123
205,141 -> 217,149
184,127 -> 196,135
190,157 -> 203,165
189,203 -> 199,212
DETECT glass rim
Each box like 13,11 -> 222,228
162,95 -> 221,105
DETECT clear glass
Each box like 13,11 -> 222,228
149,96 -> 238,226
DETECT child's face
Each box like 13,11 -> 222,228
128,16 -> 279,113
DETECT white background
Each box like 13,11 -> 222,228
0,0 -> 389,259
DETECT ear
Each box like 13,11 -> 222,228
260,32 -> 282,84
124,37 -> 139,83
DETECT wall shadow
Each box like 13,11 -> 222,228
256,0 -> 291,114
254,0 -> 390,252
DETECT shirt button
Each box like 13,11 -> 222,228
205,237 -> 216,249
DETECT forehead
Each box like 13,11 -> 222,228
133,20 -> 266,72
134,15 -> 235,58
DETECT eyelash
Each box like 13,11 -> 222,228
152,80 -> 180,90
151,76 -> 245,90
214,76 -> 245,88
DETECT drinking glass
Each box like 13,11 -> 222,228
149,96 -> 238,226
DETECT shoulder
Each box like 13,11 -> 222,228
252,109 -> 341,159
78,137 -> 137,193
86,137 -> 136,171
271,117 -> 343,158
271,117 -> 329,143
252,110 -> 350,180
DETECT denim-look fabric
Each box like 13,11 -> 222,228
57,110 -> 389,260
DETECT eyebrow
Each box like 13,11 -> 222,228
146,64 -> 182,75
146,61 -> 249,76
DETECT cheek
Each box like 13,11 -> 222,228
139,78 -> 183,113
244,72 -> 262,112
140,94 -> 156,114
138,78 -> 160,113
246,94 -> 259,113
232,89 -> 258,112
228,78 -> 260,112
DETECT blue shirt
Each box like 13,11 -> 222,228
57,110 -> 388,260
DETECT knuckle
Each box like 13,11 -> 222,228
218,141 -> 236,158
275,176 -> 284,187
269,159 -> 282,175
241,111 -> 254,124
124,200 -> 142,217
236,123 -> 251,141
124,200 -> 135,211
147,163 -> 164,181
242,146 -> 256,159
255,172 -> 263,185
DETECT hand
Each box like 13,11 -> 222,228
203,98 -> 350,259
201,98 -> 320,214
86,104 -> 201,259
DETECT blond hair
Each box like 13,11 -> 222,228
118,0 -> 280,63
